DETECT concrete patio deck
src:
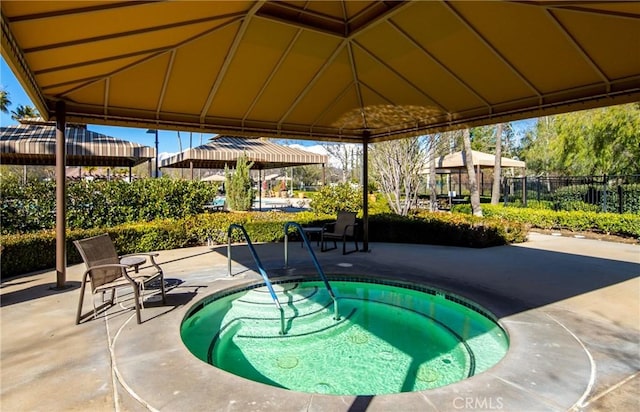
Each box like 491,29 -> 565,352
1,233 -> 638,411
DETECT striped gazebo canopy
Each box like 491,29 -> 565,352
0,119 -> 155,167
161,136 -> 327,170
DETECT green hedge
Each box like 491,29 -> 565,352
369,212 -> 527,247
0,220 -> 201,278
0,177 -> 220,234
1,210 -> 527,278
454,204 -> 640,238
552,183 -> 640,213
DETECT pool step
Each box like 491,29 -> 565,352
220,299 -> 353,339
223,307 -> 355,341
231,285 -> 334,319
235,283 -> 322,304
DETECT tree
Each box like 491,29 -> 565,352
291,164 -> 323,189
463,129 -> 482,216
520,116 -> 559,175
555,104 -> 640,175
176,131 -> 184,178
369,136 -> 427,216
10,104 -> 39,120
225,154 -> 255,211
0,89 -> 11,113
520,104 -> 640,175
322,143 -> 361,183
427,134 -> 439,211
322,165 -> 344,184
491,123 -> 503,204
469,125 -> 495,152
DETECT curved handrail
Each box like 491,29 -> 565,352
227,224 -> 286,335
284,221 -> 340,320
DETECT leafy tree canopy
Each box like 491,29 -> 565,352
0,89 -> 11,114
521,103 -> 640,175
10,104 -> 39,120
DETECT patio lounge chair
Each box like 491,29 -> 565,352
74,233 -> 166,324
203,196 -> 225,212
321,211 -> 359,255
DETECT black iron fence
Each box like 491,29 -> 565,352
503,175 -> 640,214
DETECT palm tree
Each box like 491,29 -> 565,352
0,89 -> 11,113
11,104 -> 39,120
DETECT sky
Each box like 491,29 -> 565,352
1,56 -> 534,162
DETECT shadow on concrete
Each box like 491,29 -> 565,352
154,249 -> 217,266
142,291 -> 202,323
0,280 -> 81,307
75,279 -> 207,325
142,278 -> 209,322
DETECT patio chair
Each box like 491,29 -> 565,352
74,233 -> 166,324
204,196 -> 225,212
321,211 -> 359,255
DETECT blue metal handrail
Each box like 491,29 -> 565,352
227,224 -> 286,335
284,221 -> 340,320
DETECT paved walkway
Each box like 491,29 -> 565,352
1,233 -> 638,411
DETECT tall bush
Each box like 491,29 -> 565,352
0,177 -> 219,234
310,182 -> 362,215
225,154 -> 255,211
0,175 -> 56,233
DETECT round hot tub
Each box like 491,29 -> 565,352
181,277 -> 509,395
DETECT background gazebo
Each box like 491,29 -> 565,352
161,136 -> 328,171
1,119 -> 155,180
423,150 -> 526,197
161,136 -> 328,207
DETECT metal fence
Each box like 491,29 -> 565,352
503,175 -> 640,213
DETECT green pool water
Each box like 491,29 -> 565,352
180,279 -> 509,396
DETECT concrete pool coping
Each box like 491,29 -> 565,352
1,233 -> 638,411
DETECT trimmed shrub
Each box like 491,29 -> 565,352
552,183 -> 640,213
0,178 -> 220,234
1,210 -> 527,278
474,204 -> 640,238
369,212 -> 527,247
0,220 -> 202,278
0,231 -> 59,277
